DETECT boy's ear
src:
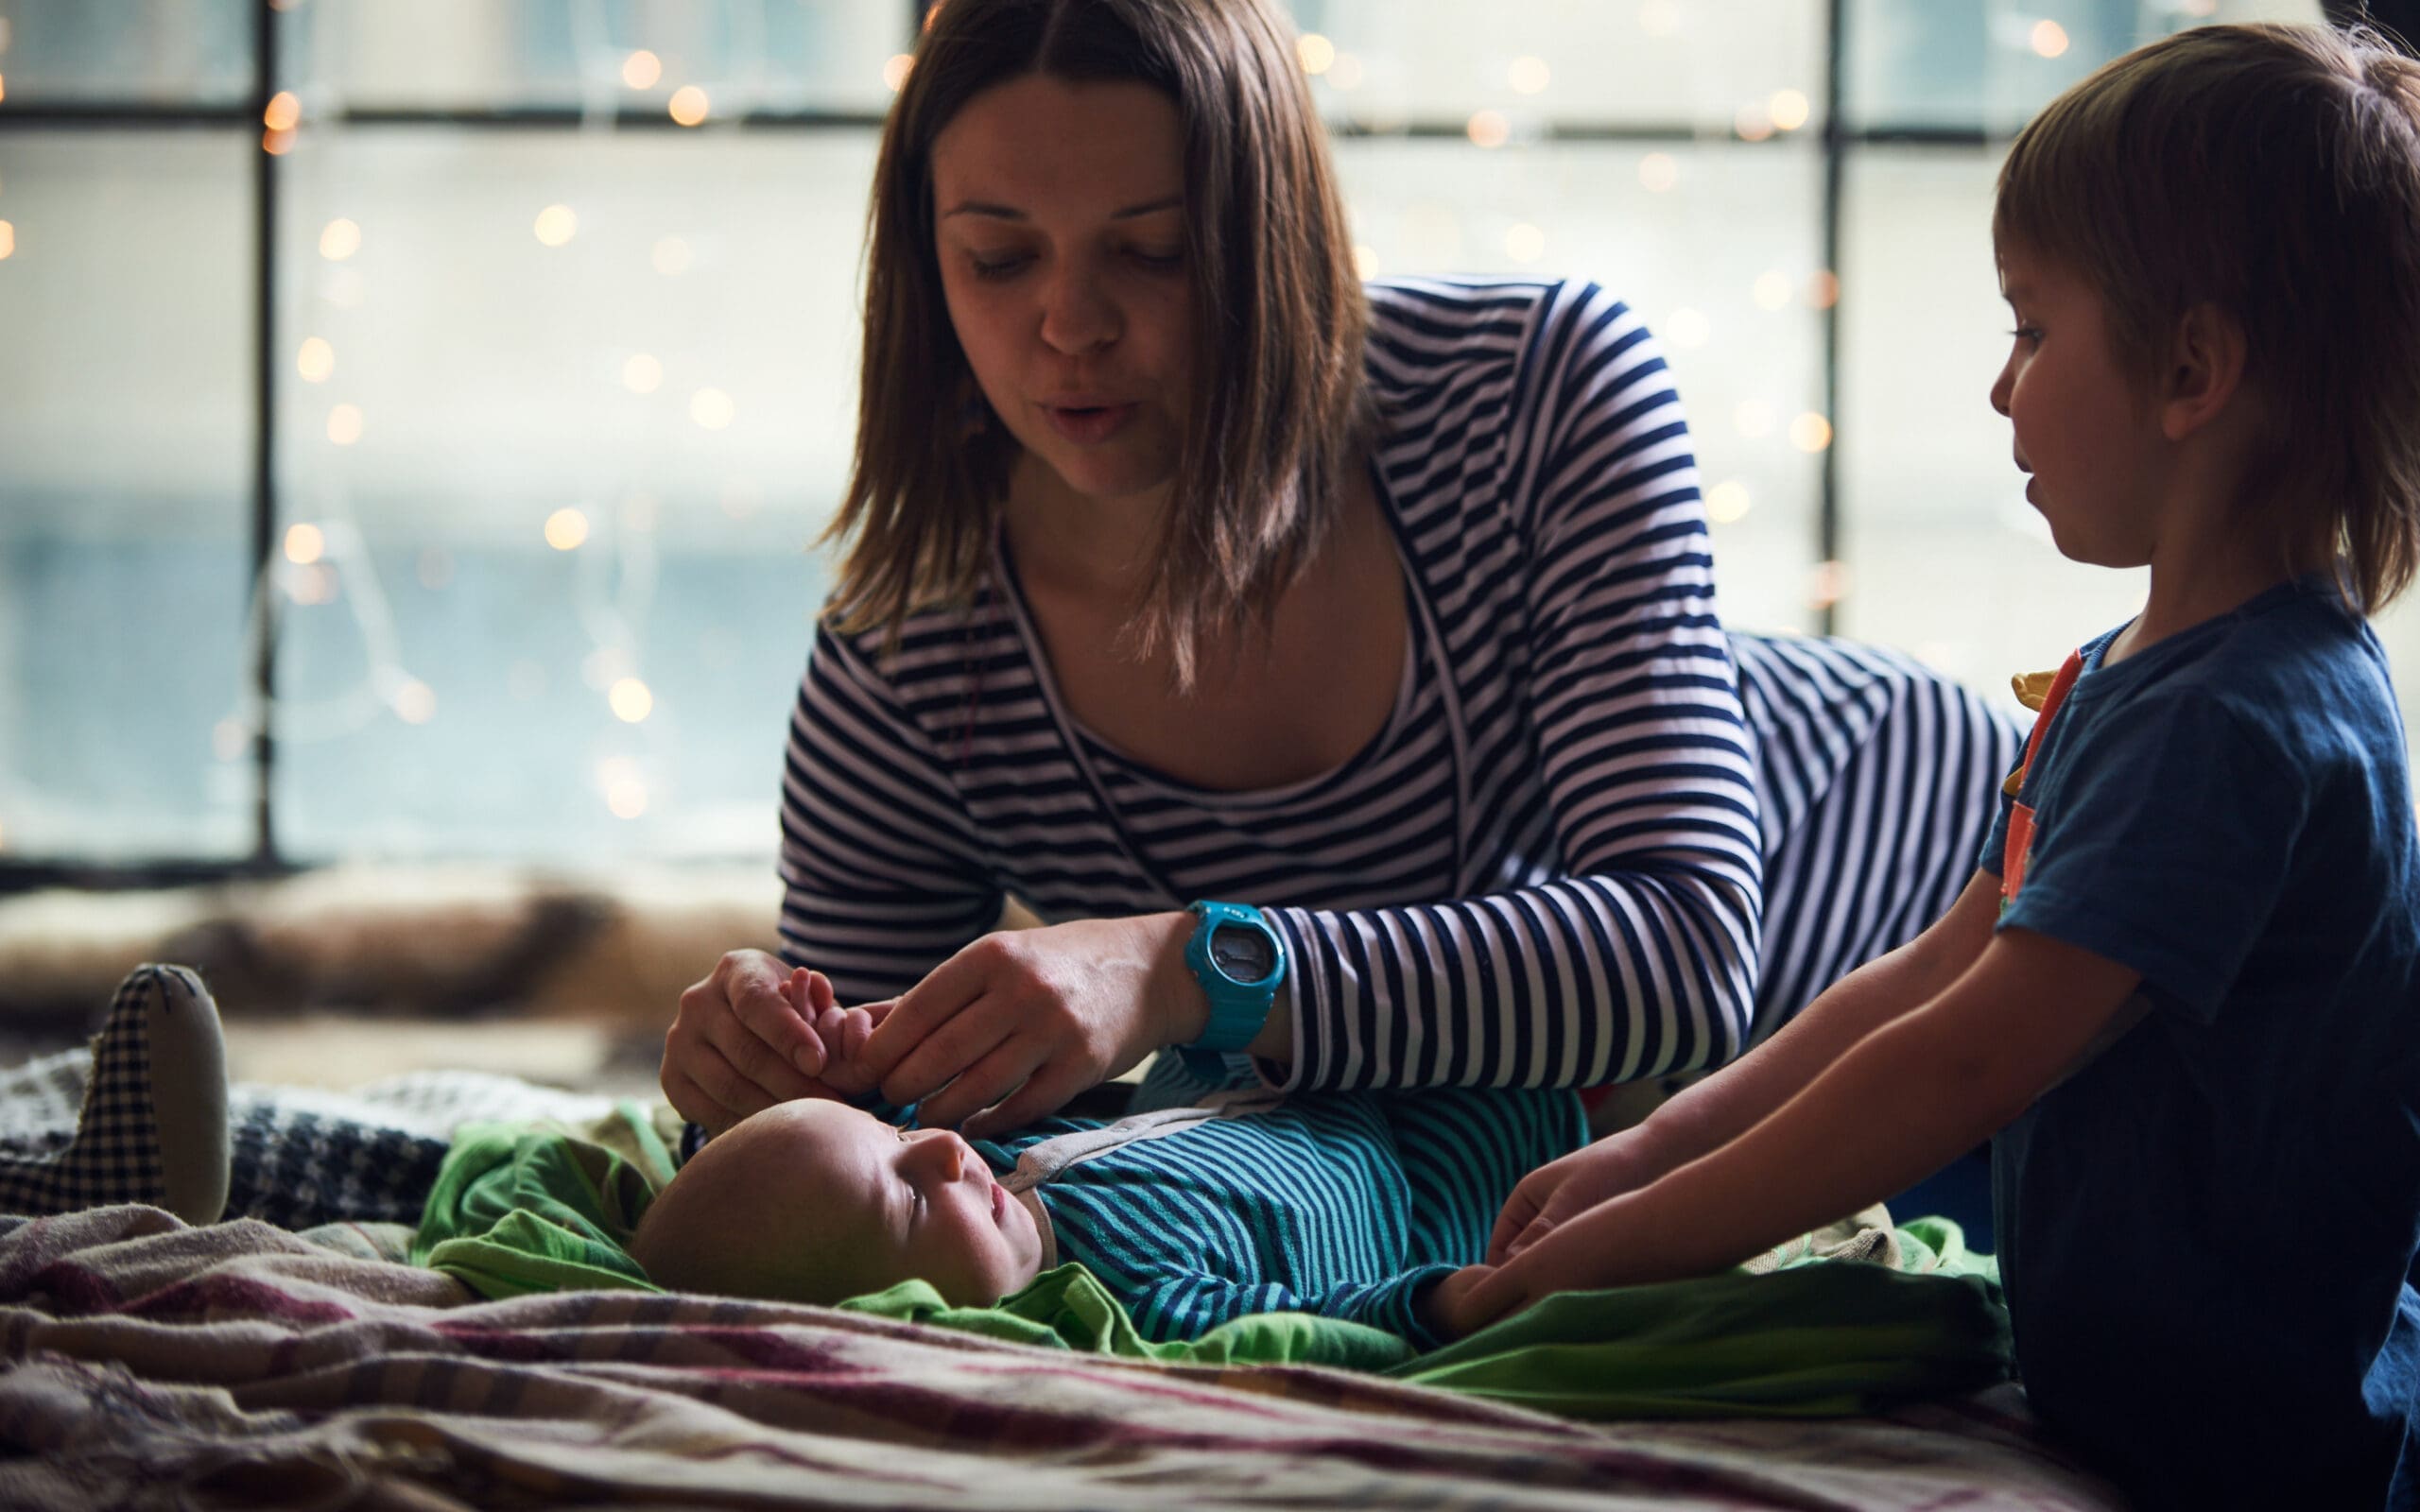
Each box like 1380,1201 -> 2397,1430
2158,301 -> 2249,442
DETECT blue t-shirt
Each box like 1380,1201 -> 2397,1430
1980,578 -> 2420,1509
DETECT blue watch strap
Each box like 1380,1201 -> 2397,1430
1182,901 -> 1285,1061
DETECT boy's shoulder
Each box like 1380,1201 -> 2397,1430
2082,579 -> 2398,780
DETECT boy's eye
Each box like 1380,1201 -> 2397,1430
2009,325 -> 2043,343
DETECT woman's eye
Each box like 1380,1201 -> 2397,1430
969,252 -> 1030,280
1129,247 -> 1184,270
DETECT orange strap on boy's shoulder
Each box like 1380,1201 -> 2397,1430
2001,649 -> 2085,908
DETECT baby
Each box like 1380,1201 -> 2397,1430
630,989 -> 1584,1346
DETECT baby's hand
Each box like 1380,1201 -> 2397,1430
1417,1263 -> 1502,1344
784,968 -> 888,1099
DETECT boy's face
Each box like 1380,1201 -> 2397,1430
679,1099 -> 1046,1308
1989,242 -> 2167,568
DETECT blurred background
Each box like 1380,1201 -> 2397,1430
0,0 -> 2394,885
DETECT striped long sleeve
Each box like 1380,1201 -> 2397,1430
774,278 -> 2018,1092
1260,280 -> 1758,1090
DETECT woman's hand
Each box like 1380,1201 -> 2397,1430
854,913 -> 1200,1137
1485,1124 -> 1677,1264
661,951 -> 862,1136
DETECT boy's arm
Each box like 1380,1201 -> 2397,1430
1491,869 -> 2005,1262
1457,921 -> 2140,1330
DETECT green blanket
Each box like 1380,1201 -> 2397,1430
413,1108 -> 2010,1418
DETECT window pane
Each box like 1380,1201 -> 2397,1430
0,0 -> 251,106
1836,146 -> 2146,697
1833,144 -> 2420,772
278,0 -> 911,115
1846,0 -> 2326,133
0,130 -> 255,861
1336,136 -> 1827,633
269,129 -> 873,860
1303,0 -> 1823,133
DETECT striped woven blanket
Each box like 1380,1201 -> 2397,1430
0,1204 -> 2127,1510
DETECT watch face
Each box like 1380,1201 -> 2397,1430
1210,921 -> 1278,983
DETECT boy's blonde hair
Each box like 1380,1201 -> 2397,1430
1996,23 -> 2420,612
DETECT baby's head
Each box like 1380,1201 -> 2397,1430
630,1099 -> 1045,1308
1992,23 -> 2420,610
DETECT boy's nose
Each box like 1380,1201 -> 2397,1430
1989,358 -> 2014,417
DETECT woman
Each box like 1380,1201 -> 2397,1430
660,0 -> 2020,1143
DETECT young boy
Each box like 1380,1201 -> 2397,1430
631,1071 -> 1581,1346
1455,23 -> 2420,1508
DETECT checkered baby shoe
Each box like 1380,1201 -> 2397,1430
0,964 -> 231,1224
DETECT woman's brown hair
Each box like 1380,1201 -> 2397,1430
1995,23 -> 2420,612
824,0 -> 1373,686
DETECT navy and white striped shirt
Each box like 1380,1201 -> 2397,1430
781,278 -> 2022,1093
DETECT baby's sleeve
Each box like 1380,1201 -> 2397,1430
1122,1264 -> 1460,1350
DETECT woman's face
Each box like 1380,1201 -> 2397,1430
929,75 -> 1196,511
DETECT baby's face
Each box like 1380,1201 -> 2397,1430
684,1099 -> 1046,1308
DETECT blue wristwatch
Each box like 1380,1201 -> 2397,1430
1179,901 -> 1286,1075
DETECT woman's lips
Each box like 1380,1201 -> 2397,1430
1044,403 -> 1138,445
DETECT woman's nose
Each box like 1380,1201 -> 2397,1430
1039,268 -> 1118,356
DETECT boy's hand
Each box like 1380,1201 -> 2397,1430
1464,1199 -> 1668,1331
1486,1126 -> 1672,1264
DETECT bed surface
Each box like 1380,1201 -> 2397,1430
0,1204 -> 2129,1511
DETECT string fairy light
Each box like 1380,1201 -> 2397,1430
220,509 -> 436,748
1789,412 -> 1834,453
1705,481 -> 1753,524
319,218 -> 361,261
609,677 -> 655,723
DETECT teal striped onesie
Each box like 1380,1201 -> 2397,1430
960,1088 -> 1588,1347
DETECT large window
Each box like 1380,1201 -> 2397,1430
0,0 -> 2372,878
